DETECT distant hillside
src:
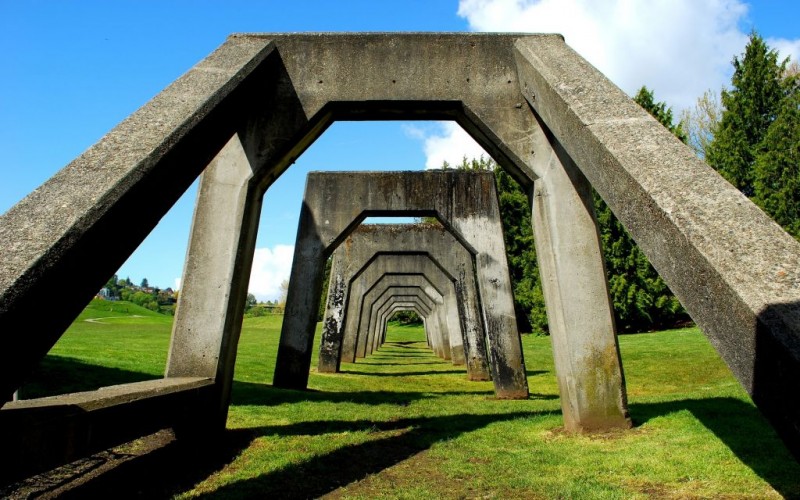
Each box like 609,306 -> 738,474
78,299 -> 167,320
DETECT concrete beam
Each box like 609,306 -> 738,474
0,377 -> 213,483
515,36 -> 800,448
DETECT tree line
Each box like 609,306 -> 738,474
101,275 -> 177,315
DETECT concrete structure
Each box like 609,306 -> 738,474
342,255 -> 471,369
365,289 -> 442,358
320,228 -> 478,374
304,215 -> 521,397
277,173 -> 528,399
352,272 -> 461,364
2,33 -> 798,468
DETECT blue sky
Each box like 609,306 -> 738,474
2,1 -> 799,300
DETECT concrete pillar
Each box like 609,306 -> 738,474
166,134 -> 263,432
528,129 -> 630,431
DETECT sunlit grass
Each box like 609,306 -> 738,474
19,302 -> 800,498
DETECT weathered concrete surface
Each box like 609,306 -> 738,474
364,289 -> 441,358
516,37 -> 800,448
0,36 -> 275,403
529,126 -> 630,431
300,217 -> 512,392
0,377 -> 213,484
341,253 -> 479,375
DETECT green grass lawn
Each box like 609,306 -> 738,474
17,300 -> 800,498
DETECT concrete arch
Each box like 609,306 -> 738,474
344,256 -> 474,371
320,228 -> 483,378
1,35 -> 625,439
5,33 -> 796,464
352,274 -> 458,365
363,288 -> 441,359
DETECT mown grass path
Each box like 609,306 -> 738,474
14,301 -> 800,498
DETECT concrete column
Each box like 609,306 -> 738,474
529,126 -> 630,431
273,202 -> 327,389
318,252 -> 347,373
166,134 -> 262,433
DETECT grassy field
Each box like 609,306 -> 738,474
15,300 -> 800,498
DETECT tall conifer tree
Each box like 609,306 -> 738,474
706,32 -> 787,196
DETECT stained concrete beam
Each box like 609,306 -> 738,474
515,36 -> 800,449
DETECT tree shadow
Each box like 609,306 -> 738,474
16,355 -> 159,399
632,397 -> 800,498
344,361 -> 442,366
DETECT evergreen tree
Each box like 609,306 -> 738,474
753,72 -> 800,239
706,32 -> 787,196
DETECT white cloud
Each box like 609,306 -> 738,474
457,0 -> 753,112
174,277 -> 181,290
769,37 -> 800,65
248,244 -> 295,302
406,122 -> 489,169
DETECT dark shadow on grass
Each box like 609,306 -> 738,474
193,410 -> 559,499
16,355 -> 160,399
52,429 -> 255,500
230,382 -> 501,406
341,369 -> 466,377
344,361 -> 443,366
632,397 -> 800,498
231,383 -> 556,406
56,410 -> 551,499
